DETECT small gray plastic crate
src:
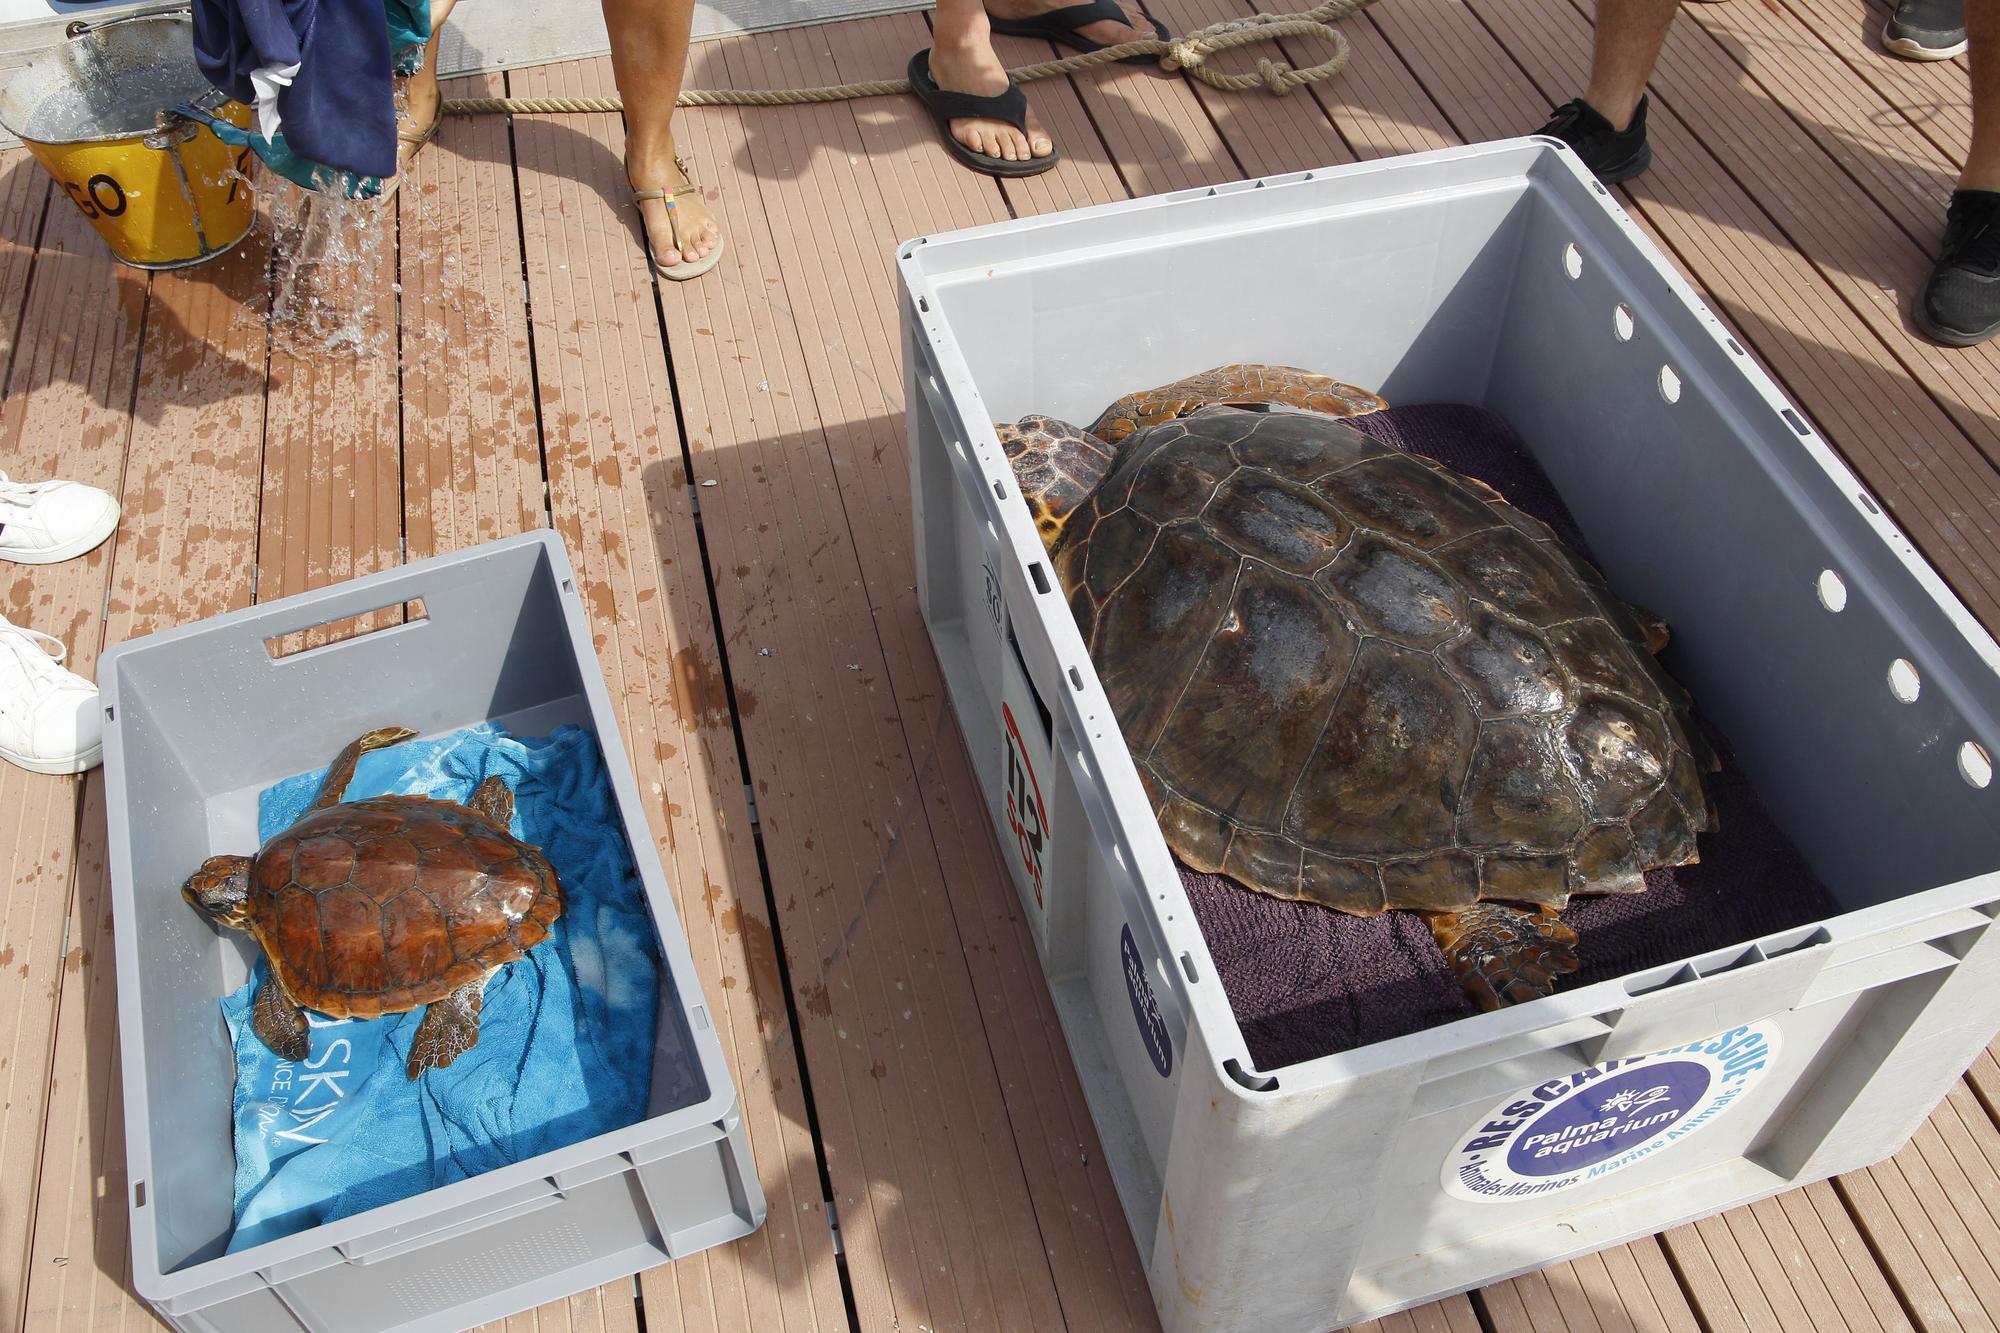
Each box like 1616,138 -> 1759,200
97,530 -> 764,1333
900,140 -> 2000,1331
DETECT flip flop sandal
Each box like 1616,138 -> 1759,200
988,0 -> 1171,65
907,50 -> 1061,179
632,155 -> 727,281
378,115 -> 441,203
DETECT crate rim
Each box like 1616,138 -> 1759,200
896,138 -> 2000,1098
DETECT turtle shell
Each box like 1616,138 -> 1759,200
246,795 -> 563,1018
1055,404 -> 1713,916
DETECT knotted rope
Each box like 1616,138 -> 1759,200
440,0 -> 1375,114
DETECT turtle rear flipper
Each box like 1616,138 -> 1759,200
468,774 -> 515,829
311,726 -> 420,809
1426,903 -> 1580,1011
408,975 -> 488,1078
1087,364 -> 1387,443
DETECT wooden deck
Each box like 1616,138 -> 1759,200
4,0 -> 2000,1324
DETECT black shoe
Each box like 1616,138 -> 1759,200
1915,190 -> 2000,347
1882,0 -> 1966,60
1534,96 -> 1652,184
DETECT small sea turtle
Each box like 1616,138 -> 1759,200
181,727 -> 565,1078
1001,365 -> 1714,1009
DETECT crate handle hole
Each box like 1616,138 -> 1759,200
265,598 -> 429,661
1657,364 -> 1682,404
1029,563 -> 1052,596
1562,242 -> 1583,280
1961,741 -> 1994,789
1782,408 -> 1810,436
1726,337 -> 1745,355
1068,666 -> 1084,690
134,1181 -> 147,1208
1816,569 -> 1847,612
1613,303 -> 1635,341
1180,951 -> 1200,983
1888,658 -> 1921,703
993,480 -> 1006,501
1223,1058 -> 1278,1092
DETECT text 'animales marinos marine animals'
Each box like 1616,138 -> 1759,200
182,727 -> 565,1078
999,364 -> 1714,1009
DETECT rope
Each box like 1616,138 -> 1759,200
440,0 -> 1375,114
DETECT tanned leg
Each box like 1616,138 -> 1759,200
602,0 -> 721,269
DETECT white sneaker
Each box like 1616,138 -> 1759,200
0,617 -> 102,775
0,471 -> 120,565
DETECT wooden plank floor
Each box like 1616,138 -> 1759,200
2,0 -> 1998,1324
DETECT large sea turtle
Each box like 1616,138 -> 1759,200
1000,364 -> 1714,1009
181,727 -> 565,1078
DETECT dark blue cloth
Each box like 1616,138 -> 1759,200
192,0 -> 398,181
220,722 -> 663,1251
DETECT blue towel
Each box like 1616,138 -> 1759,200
221,722 -> 662,1252
190,0 -> 429,197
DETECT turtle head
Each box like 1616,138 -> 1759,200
997,415 -> 1117,549
183,855 -> 254,930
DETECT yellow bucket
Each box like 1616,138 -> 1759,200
0,12 -> 256,269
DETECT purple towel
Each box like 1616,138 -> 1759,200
1180,404 -> 1838,1070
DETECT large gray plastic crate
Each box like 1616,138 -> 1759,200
899,140 -> 2000,1331
97,530 -> 765,1333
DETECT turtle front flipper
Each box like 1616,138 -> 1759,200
312,726 -> 420,810
1087,364 -> 1387,444
407,975 -> 488,1078
251,972 -> 311,1062
1425,903 -> 1581,1011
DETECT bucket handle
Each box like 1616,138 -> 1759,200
64,2 -> 193,40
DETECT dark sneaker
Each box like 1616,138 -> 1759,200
1882,0 -> 1966,60
1915,190 -> 2000,347
1534,96 -> 1652,184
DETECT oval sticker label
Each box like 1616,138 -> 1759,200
1442,1023 -> 1779,1202
1120,924 -> 1173,1078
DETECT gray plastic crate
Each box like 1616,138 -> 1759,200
899,140 -> 2000,1331
97,530 -> 764,1333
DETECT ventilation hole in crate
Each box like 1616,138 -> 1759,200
1815,569 -> 1848,612
1783,409 -> 1810,436
103,705 -> 114,722
1030,563 -> 1052,595
918,297 -> 930,313
1613,303 -> 1635,341
1562,243 -> 1583,280
1303,171 -> 1315,180
993,480 -> 1006,501
561,578 -> 574,594
1591,180 -> 1608,196
1889,658 -> 1921,703
1857,492 -> 1881,515
1727,337 -> 1745,355
693,1005 -> 710,1031
1068,666 -> 1084,690
1657,364 -> 1682,403
1962,742 -> 1995,789
1181,952 -> 1201,983
133,1181 -> 146,1208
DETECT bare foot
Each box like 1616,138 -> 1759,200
629,141 -> 722,269
927,32 -> 1053,163
987,0 -> 1155,46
